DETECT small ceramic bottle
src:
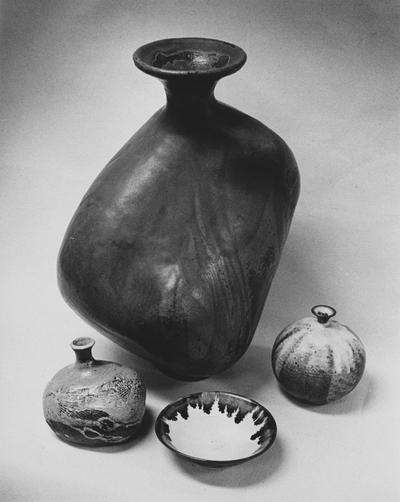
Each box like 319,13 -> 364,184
43,337 -> 146,446
271,305 -> 366,404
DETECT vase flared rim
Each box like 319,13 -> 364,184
133,37 -> 246,79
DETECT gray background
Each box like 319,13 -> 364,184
1,1 -> 399,500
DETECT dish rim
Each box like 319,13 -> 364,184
154,390 -> 277,466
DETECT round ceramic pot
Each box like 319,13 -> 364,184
43,337 -> 146,446
58,38 -> 300,380
272,306 -> 366,404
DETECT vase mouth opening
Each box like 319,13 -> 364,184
133,38 -> 246,79
71,337 -> 95,351
311,305 -> 337,324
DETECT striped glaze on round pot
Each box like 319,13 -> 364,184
43,337 -> 146,446
271,306 -> 366,405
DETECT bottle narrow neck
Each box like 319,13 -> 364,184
162,78 -> 217,118
70,337 -> 95,364
74,347 -> 94,364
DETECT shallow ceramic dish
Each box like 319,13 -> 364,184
155,391 -> 277,466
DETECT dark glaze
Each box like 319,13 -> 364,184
155,391 -> 277,466
58,39 -> 300,380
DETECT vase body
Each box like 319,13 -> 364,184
58,38 -> 300,380
272,306 -> 366,404
43,338 -> 146,446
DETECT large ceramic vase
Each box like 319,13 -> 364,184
58,38 -> 300,380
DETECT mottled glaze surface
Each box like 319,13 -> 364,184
155,391 -> 277,466
43,338 -> 146,446
58,38 -> 300,380
133,37 -> 246,78
272,307 -> 366,404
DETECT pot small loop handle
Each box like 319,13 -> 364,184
311,305 -> 336,324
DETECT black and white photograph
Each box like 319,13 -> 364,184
1,1 -> 399,500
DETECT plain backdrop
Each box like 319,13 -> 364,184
1,1 -> 399,501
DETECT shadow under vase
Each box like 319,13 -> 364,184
108,339 -> 275,403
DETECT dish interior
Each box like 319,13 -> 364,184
157,392 -> 276,462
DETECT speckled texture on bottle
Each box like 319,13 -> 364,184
43,338 -> 146,446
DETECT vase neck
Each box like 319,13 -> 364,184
70,337 -> 95,364
163,78 -> 217,118
133,38 -> 246,121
